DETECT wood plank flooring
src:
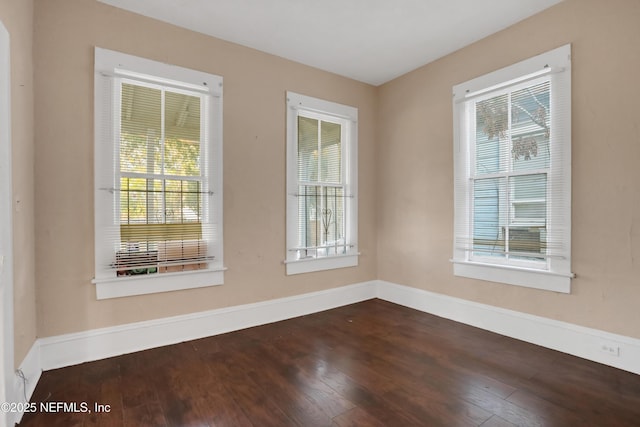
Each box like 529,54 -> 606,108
18,299 -> 640,426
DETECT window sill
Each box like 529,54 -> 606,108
285,253 -> 359,275
452,259 -> 572,293
93,268 -> 225,299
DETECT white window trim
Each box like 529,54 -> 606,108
93,47 -> 224,299
452,44 -> 573,293
285,92 -> 358,275
0,21 -> 15,419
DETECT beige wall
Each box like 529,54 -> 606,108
377,0 -> 640,338
23,0 -> 640,344
0,0 -> 36,365
33,0 -> 377,337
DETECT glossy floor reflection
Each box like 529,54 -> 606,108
19,299 -> 640,426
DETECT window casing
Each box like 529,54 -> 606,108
452,45 -> 572,292
285,92 -> 358,274
94,48 -> 224,299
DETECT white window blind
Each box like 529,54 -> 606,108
296,115 -> 346,257
286,92 -> 358,275
452,45 -> 572,292
94,48 -> 224,299
116,80 -> 211,274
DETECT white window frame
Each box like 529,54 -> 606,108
93,47 -> 224,299
285,92 -> 358,275
452,45 -> 573,293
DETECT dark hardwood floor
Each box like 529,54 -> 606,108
18,299 -> 640,426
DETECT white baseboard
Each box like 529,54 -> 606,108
39,281 -> 377,371
13,277 -> 639,424
375,280 -> 640,375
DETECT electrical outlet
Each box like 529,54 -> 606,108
600,342 -> 620,357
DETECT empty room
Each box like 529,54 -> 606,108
1,0 -> 639,425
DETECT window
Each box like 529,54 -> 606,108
285,92 -> 358,274
94,48 -> 224,299
452,45 -> 573,292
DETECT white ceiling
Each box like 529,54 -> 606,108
98,0 -> 563,86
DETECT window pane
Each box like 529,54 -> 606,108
508,173 -> 547,261
476,94 -> 508,175
182,180 -> 203,222
320,121 -> 341,183
513,202 -> 546,222
120,83 -> 162,174
508,227 -> 545,260
298,117 -> 318,181
120,178 -> 204,225
473,177 -> 506,258
321,186 -> 345,255
297,185 -> 320,254
296,185 -> 346,258
164,179 -> 203,224
120,177 -> 162,225
165,91 -> 201,176
511,81 -> 550,171
510,174 -> 547,224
